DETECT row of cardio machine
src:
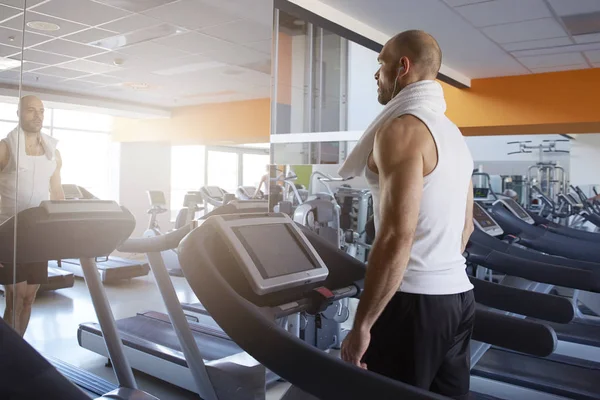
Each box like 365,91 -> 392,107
6,186 -> 600,399
5,189 -> 600,400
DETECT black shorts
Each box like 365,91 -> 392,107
364,290 -> 475,400
0,262 -> 48,285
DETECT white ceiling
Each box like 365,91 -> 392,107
0,0 -> 273,108
319,0 -> 600,78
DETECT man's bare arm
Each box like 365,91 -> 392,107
50,150 -> 65,200
352,117 -> 426,334
0,141 -> 8,172
462,181 -> 474,252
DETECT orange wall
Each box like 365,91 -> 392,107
113,98 -> 270,144
442,68 -> 600,136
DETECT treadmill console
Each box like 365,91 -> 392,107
147,190 -> 167,207
62,184 -> 83,200
495,198 -> 535,225
473,203 -> 504,237
228,200 -> 268,210
205,213 -> 328,295
203,186 -> 225,200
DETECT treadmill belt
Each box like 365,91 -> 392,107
80,312 -> 242,367
473,348 -> 600,400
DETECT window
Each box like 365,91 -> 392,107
242,153 -> 270,187
53,109 -> 113,131
207,150 -> 238,193
170,146 -> 205,218
53,129 -> 112,199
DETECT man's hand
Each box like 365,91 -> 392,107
341,329 -> 370,369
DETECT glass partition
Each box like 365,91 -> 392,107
2,0 -> 275,398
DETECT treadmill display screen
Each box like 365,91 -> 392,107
205,187 -> 223,198
504,198 -> 530,220
233,224 -> 317,279
473,187 -> 489,199
149,191 -> 166,205
473,204 -> 497,228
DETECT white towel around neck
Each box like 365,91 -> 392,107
338,80 -> 447,178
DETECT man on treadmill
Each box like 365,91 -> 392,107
0,95 -> 65,336
340,31 -> 475,399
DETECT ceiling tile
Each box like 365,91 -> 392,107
3,11 -> 89,38
0,42 -> 18,56
22,72 -> 66,86
483,18 -> 567,43
63,28 -> 117,45
32,0 -> 131,27
0,0 -> 45,9
19,61 -> 47,71
93,0 -> 179,13
455,0 -> 552,28
503,37 -> 573,51
143,0 -> 240,30
517,52 -> 586,68
59,58 -> 121,74
98,13 -> 162,34
200,19 -> 272,44
206,44 -> 269,68
586,49 -> 600,62
547,0 -> 600,16
76,73 -> 122,85
244,39 -> 272,55
0,4 -> 21,21
0,69 -> 19,82
0,25 -> 52,48
31,39 -> 105,58
33,65 -> 88,78
153,31 -> 228,54
18,48 -> 74,64
443,0 -> 492,5
531,64 -> 589,73
118,40 -> 190,59
574,33 -> 600,44
512,42 -> 600,57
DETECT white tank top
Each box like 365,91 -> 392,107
0,128 -> 58,221
365,108 -> 474,295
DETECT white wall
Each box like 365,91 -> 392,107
347,41 -> 382,131
119,142 -> 172,237
570,134 -> 600,195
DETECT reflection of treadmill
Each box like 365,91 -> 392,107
58,184 -> 150,282
199,186 -> 234,213
468,203 -> 600,399
78,199 -> 274,393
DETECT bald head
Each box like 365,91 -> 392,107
374,30 -> 442,104
388,30 -> 442,79
18,95 -> 44,134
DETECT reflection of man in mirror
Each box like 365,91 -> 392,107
0,95 -> 65,336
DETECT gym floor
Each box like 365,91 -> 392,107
0,268 -> 292,399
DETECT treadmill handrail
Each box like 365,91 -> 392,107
118,225 -> 192,253
468,276 -> 574,323
473,307 -> 557,357
466,238 -> 600,293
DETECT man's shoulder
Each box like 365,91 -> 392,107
376,115 -> 430,149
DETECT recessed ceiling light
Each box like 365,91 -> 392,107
122,82 -> 151,90
0,57 -> 21,71
27,21 -> 61,32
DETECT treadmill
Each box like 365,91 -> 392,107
0,200 -> 159,399
176,211 -> 582,400
200,186 -> 233,214
57,184 -> 150,283
467,203 -> 600,399
78,200 -> 277,395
